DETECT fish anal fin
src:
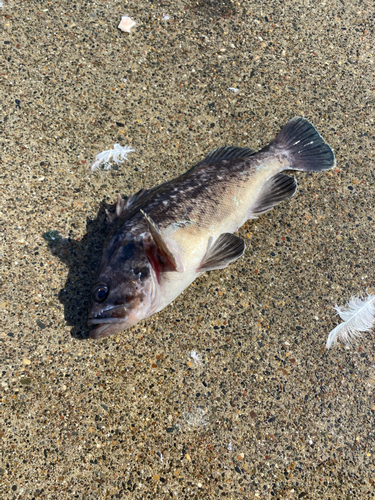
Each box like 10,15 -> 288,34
250,173 -> 297,216
141,209 -> 184,274
197,233 -> 245,273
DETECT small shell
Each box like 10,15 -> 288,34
118,16 -> 136,33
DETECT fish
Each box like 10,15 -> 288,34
88,117 -> 335,339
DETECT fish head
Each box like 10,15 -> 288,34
87,239 -> 159,339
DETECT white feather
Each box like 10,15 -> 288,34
190,350 -> 202,365
326,293 -> 375,349
91,144 -> 135,172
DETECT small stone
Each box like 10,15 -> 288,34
42,229 -> 63,242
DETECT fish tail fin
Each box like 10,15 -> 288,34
264,117 -> 335,172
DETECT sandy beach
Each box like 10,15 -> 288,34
1,0 -> 374,498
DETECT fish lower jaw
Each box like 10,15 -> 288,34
87,317 -> 126,325
89,321 -> 128,339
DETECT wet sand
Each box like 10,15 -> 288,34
1,0 -> 374,498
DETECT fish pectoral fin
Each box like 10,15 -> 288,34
250,173 -> 297,216
197,233 -> 245,272
141,209 -> 184,273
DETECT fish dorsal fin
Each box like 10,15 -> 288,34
106,189 -> 149,224
197,233 -> 245,273
141,209 -> 184,274
106,193 -> 125,223
250,173 -> 297,216
126,188 -> 149,209
197,146 -> 256,167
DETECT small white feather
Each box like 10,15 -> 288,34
190,350 -> 202,365
91,144 -> 135,172
326,293 -> 375,349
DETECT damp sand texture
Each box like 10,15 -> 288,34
1,0 -> 375,499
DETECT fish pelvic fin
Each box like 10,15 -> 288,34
141,209 -> 184,273
197,233 -> 245,273
264,116 -> 335,172
250,173 -> 297,216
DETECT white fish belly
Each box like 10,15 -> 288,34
156,158 -> 284,313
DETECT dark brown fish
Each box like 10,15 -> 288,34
88,117 -> 335,338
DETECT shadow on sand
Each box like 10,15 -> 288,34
44,200 -> 111,340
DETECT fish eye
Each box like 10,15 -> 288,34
92,284 -> 109,303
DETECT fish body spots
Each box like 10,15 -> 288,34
255,164 -> 270,173
170,219 -> 195,231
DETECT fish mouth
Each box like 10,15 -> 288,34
87,317 -> 125,325
89,321 -> 127,339
88,306 -> 128,339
